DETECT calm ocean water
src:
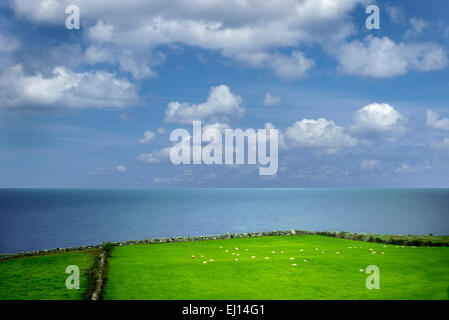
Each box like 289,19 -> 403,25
0,188 -> 448,253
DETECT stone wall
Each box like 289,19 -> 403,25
112,229 -> 314,247
1,229 -> 446,261
0,230 -> 309,260
0,244 -> 103,261
91,252 -> 105,300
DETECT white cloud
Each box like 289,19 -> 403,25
338,36 -> 448,78
138,154 -> 161,163
282,118 -> 358,153
0,65 -> 139,109
237,51 -> 314,80
12,0 -> 367,79
350,103 -> 407,141
9,43 -> 83,76
87,20 -> 114,42
84,46 -> 114,65
426,110 -> 449,131
13,1 -> 447,80
405,18 -> 431,38
263,93 -> 282,106
85,45 -> 159,80
116,165 -> 127,172
270,51 -> 314,79
202,122 -> 231,134
137,147 -> 171,163
139,131 -> 156,144
117,50 -> 158,80
164,85 -> 245,124
385,5 -> 406,24
360,159 -> 379,171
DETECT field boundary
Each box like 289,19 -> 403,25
84,243 -> 114,300
1,230 -> 448,261
0,244 -> 103,261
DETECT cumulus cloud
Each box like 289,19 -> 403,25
263,93 -> 282,106
426,110 -> 449,131
237,51 -> 314,80
84,46 -> 114,65
87,20 -> 114,42
164,85 -> 245,124
117,50 -> 160,80
350,103 -> 407,141
138,147 -> 171,163
338,36 -> 448,78
12,1 -> 449,80
15,43 -> 84,77
85,45 -> 159,80
405,18 -> 431,38
139,131 -> 156,144
282,118 -> 358,154
385,5 -> 406,24
12,0 -> 368,79
269,51 -> 314,79
202,122 -> 231,135
0,65 -> 139,109
279,103 -> 408,154
360,159 -> 379,171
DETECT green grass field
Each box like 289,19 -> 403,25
0,251 -> 94,300
104,235 -> 449,300
1,235 -> 448,300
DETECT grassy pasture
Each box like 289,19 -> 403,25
1,235 -> 448,300
104,235 -> 449,300
0,251 -> 94,300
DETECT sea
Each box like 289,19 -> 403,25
0,188 -> 448,253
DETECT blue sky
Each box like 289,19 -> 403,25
1,0 -> 449,188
